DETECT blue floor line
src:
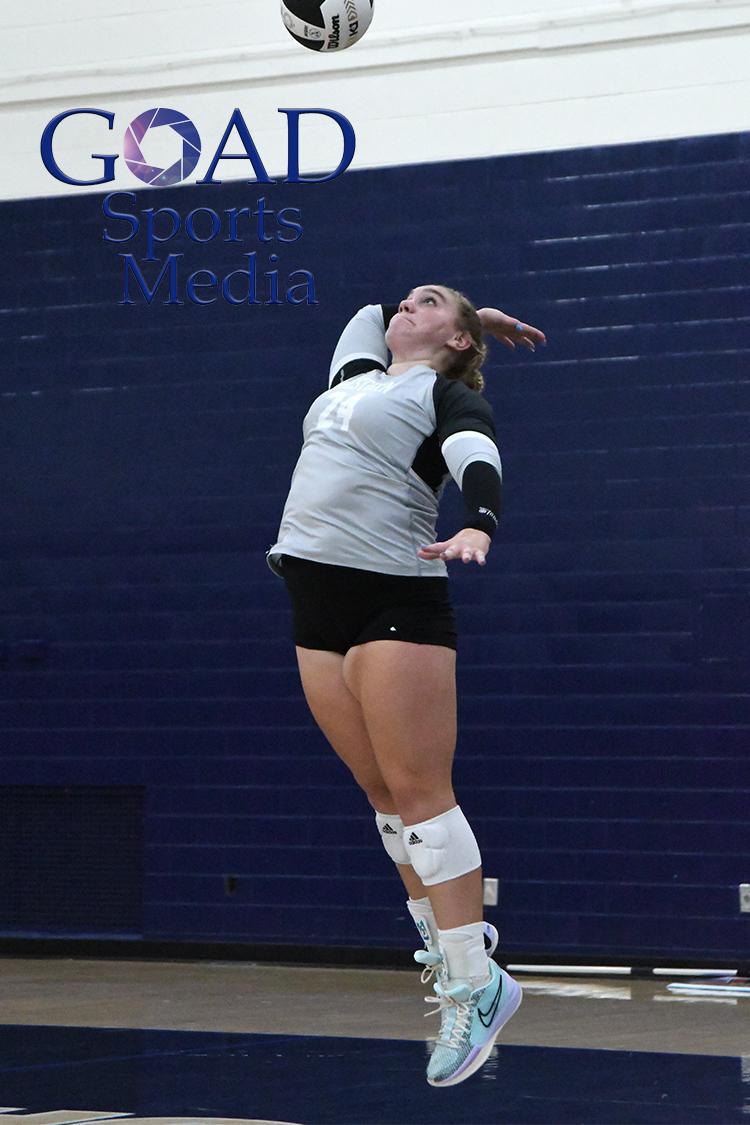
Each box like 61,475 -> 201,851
0,1025 -> 746,1125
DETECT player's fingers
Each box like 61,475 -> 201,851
421,540 -> 488,564
461,548 -> 487,565
515,321 -> 546,348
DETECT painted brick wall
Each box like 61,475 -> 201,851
1,131 -> 748,961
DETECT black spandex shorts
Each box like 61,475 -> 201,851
279,554 -> 457,654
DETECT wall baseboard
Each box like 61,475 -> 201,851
0,937 -> 747,976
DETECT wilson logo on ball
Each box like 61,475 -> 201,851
281,0 -> 374,51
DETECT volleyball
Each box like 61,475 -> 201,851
280,0 -> 374,52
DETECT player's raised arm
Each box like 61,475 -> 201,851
328,303 -> 399,387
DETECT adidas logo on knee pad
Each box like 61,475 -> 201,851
408,831 -> 423,845
375,811 -> 410,865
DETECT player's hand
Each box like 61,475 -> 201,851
477,307 -> 547,352
418,528 -> 491,566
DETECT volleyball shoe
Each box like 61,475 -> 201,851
424,958 -> 522,1087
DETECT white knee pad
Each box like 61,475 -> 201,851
404,805 -> 481,886
375,812 -> 410,865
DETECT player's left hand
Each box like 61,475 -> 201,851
477,307 -> 547,352
418,528 -> 491,566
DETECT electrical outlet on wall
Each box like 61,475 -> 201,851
739,885 -> 750,913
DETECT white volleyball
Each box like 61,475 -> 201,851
281,0 -> 374,52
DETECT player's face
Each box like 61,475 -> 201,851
386,285 -> 463,355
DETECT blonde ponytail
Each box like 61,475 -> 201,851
441,287 -> 488,393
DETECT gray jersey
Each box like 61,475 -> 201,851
267,304 -> 502,578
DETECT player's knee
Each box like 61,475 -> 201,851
403,805 -> 481,886
382,769 -> 450,818
365,784 -> 397,814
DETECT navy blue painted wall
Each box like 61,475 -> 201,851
1,131 -> 748,961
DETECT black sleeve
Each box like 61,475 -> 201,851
434,377 -> 502,537
461,460 -> 502,538
434,376 -> 497,445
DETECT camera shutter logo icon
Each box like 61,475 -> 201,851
124,107 -> 202,186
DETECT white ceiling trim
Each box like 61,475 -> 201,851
2,0 -> 750,106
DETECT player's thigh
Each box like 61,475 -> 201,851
344,640 -> 458,799
294,646 -> 392,806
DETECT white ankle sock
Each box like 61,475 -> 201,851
406,896 -> 438,952
438,922 -> 491,987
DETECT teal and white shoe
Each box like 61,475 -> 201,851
424,960 -> 522,1087
414,922 -> 499,985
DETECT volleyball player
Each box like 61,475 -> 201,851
267,286 -> 545,1086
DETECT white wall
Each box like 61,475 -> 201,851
2,0 -> 750,199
